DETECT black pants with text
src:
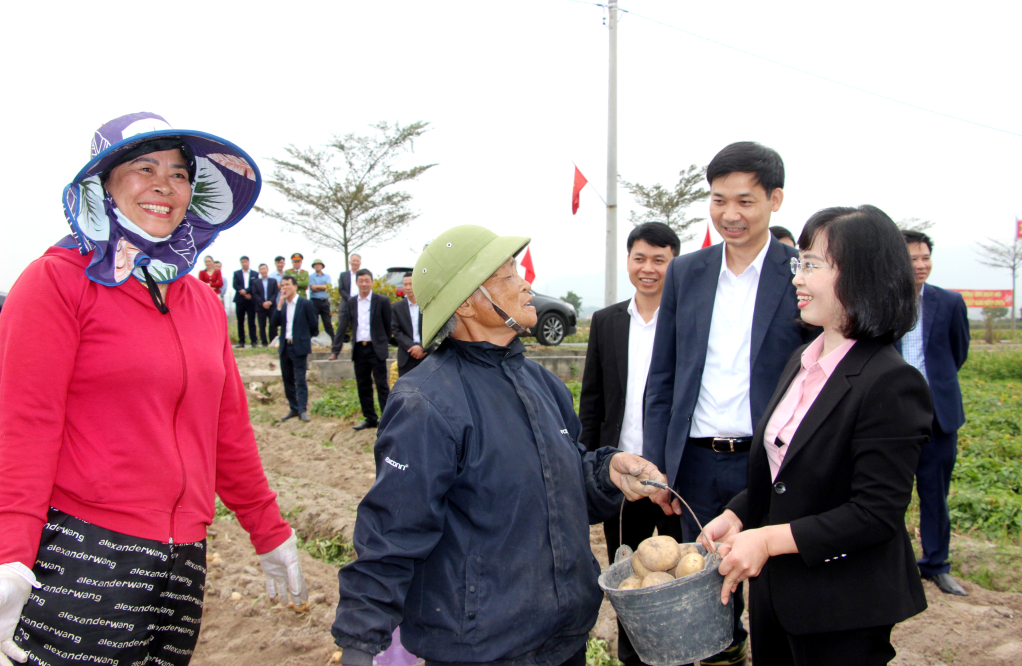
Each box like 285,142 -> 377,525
353,343 -> 389,423
16,508 -> 206,666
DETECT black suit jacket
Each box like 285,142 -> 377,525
335,293 -> 392,361
270,297 -> 319,356
728,337 -> 932,634
338,271 -> 358,299
232,269 -> 259,304
578,300 -> 630,452
391,298 -> 433,368
251,276 -> 279,312
894,284 -> 970,432
643,238 -> 813,486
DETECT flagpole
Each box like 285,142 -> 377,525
605,0 -> 618,307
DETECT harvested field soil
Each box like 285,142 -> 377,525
192,353 -> 1021,665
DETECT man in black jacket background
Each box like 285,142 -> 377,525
271,275 -> 318,422
579,222 -> 680,666
252,263 -> 279,347
233,256 -> 259,348
332,268 -> 392,430
391,272 -> 433,377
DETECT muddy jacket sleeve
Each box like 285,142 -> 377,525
332,390 -> 460,661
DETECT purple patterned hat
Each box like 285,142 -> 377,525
60,112 -> 261,286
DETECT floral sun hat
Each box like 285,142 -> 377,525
60,112 -> 261,286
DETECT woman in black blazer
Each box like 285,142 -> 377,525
700,206 -> 933,665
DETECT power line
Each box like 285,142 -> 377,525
564,1 -> 1022,139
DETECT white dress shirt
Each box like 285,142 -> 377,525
260,277 -> 269,301
690,240 -> 771,438
618,296 -> 659,455
242,270 -> 250,290
349,272 -> 359,297
356,294 -> 372,342
409,300 -> 421,344
285,296 -> 297,341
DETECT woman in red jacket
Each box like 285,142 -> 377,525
0,112 -> 307,666
198,254 -> 224,294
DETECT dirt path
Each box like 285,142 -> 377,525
192,356 -> 1021,665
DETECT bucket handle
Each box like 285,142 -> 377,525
621,480 -> 719,558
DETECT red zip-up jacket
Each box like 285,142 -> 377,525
0,246 -> 292,567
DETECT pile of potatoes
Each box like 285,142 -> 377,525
617,535 -> 706,590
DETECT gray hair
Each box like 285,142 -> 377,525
435,313 -> 458,344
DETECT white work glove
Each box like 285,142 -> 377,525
1,563 -> 39,666
257,529 -> 308,605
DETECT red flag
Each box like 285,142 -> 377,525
701,223 -> 712,248
521,247 -> 536,284
572,166 -> 588,215
1017,216 -> 1021,239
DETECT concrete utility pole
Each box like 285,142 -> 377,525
605,0 -> 618,307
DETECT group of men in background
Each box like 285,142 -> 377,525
580,142 -> 969,666
223,251 -> 432,430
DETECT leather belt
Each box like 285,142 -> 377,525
359,341 -> 370,346
689,436 -> 753,453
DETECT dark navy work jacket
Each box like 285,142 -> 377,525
332,337 -> 623,666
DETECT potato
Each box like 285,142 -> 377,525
637,535 -> 681,572
617,575 -> 643,590
672,552 -> 706,579
641,571 -> 676,588
631,552 -> 650,578
678,542 -> 698,558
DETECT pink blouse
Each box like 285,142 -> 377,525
763,335 -> 857,481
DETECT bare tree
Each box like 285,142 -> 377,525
896,217 -> 935,232
975,237 -> 1022,335
256,121 -> 436,265
621,165 -> 710,242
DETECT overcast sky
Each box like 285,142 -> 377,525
3,1 -> 1020,314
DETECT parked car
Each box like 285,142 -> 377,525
381,266 -> 414,297
527,291 -> 577,346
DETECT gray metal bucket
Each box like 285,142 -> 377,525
597,543 -> 733,666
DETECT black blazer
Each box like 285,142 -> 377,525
894,284 -> 970,432
391,298 -> 433,368
335,293 -> 392,361
269,297 -> 319,356
251,276 -> 279,311
232,269 -> 259,304
578,299 -> 630,452
338,271 -> 358,299
728,337 -> 932,634
643,238 -> 813,487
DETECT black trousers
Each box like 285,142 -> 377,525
256,307 -> 275,345
353,343 -> 389,423
750,564 -> 896,665
17,508 -> 205,666
604,497 -> 683,666
397,354 -> 426,377
916,421 -> 957,576
312,298 -> 335,340
280,344 -> 309,413
235,299 -> 257,345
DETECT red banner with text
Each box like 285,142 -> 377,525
952,289 -> 1014,308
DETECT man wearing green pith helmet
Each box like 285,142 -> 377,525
331,225 -> 674,666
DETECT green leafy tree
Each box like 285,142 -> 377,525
562,291 -> 582,317
621,165 -> 710,242
256,121 -> 436,265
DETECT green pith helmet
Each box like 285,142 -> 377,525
312,259 -> 325,268
414,225 -> 530,348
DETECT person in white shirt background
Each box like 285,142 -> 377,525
578,222 -> 681,666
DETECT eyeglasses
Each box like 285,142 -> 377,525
790,257 -> 834,277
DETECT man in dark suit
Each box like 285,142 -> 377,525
337,253 -> 362,346
233,256 -> 259,348
579,222 -> 681,666
391,272 -> 433,377
270,275 -> 318,422
896,230 -> 970,596
331,268 -> 392,430
644,142 -> 811,665
252,263 -> 279,347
